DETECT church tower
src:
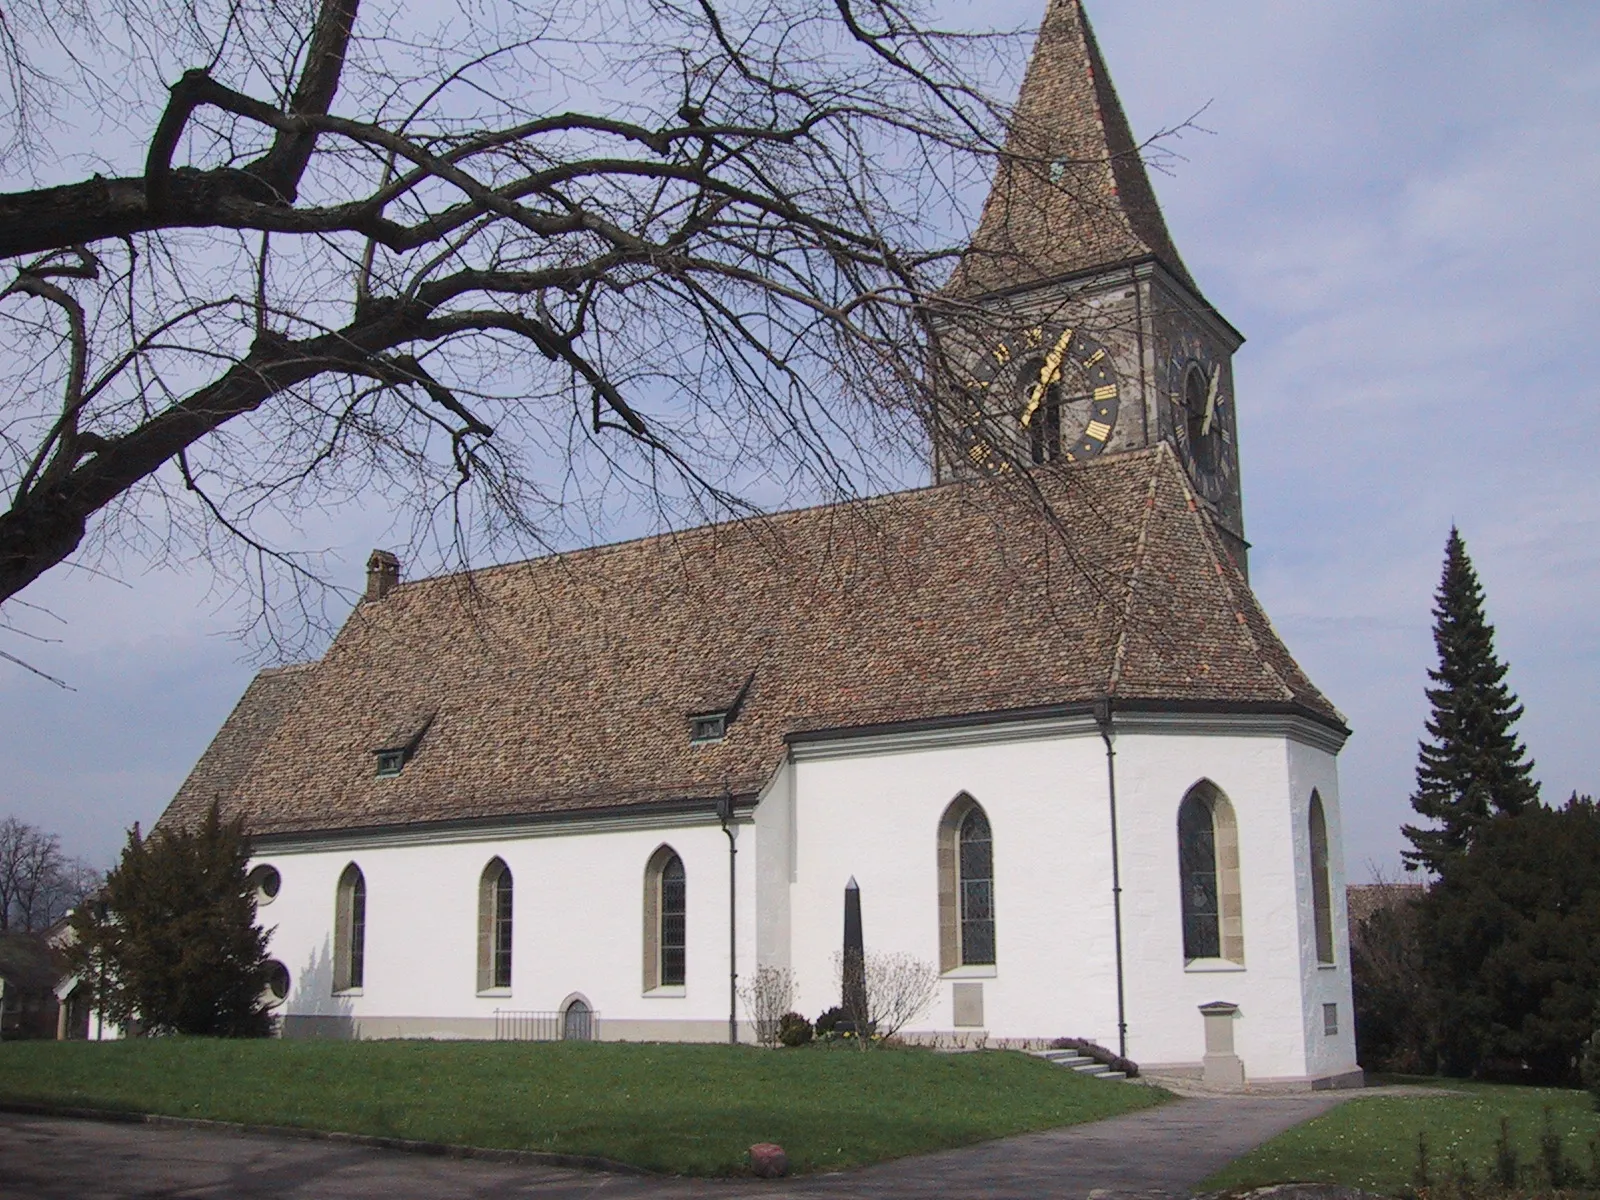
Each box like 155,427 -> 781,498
936,0 -> 1248,571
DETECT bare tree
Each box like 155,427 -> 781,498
0,815 -> 101,931
1349,866 -> 1435,1074
834,949 -> 937,1045
0,0 -> 1049,658
737,963 -> 796,1047
0,817 -> 28,929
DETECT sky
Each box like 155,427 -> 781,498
0,0 -> 1596,879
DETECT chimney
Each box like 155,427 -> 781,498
365,550 -> 400,602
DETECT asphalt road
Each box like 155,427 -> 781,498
0,1092 -> 1352,1199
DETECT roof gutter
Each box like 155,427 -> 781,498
784,696 -> 1349,748
247,791 -> 762,852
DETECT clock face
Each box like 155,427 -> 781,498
1166,334 -> 1236,505
962,324 -> 1120,468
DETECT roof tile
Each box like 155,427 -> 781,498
157,451 -> 1342,839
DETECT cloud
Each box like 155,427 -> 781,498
4,0 -> 1598,880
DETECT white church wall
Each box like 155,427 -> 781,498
1111,723 -> 1353,1084
788,722 -> 1124,1050
253,815 -> 757,1042
1286,739 -> 1360,1081
753,763 -> 794,974
786,717 -> 1351,1084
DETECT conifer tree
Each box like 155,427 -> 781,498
1402,528 -> 1539,873
70,802 -> 273,1036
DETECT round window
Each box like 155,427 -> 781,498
247,865 -> 281,906
263,961 -> 290,1006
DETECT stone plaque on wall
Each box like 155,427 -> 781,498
952,982 -> 984,1028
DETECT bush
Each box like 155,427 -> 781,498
1350,879 -> 1438,1074
1583,1002 -> 1600,1111
813,1006 -> 848,1038
737,965 -> 795,1048
69,801 -> 273,1038
778,1012 -> 813,1047
1423,797 -> 1600,1083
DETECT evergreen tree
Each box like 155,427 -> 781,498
70,802 -> 273,1037
1402,527 -> 1539,873
1421,794 -> 1600,1084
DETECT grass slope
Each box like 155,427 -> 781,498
1203,1079 -> 1600,1195
0,1039 -> 1164,1175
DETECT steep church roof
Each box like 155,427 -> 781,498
158,448 -> 1341,840
948,0 -> 1197,300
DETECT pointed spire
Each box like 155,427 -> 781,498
949,0 -> 1195,299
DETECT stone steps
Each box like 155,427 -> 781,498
1029,1048 -> 1129,1081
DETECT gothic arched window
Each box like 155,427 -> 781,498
937,795 -> 996,970
643,846 -> 686,990
477,858 -> 514,991
1309,791 -> 1334,965
1177,782 -> 1244,963
334,863 -> 366,992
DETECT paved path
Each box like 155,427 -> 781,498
0,1092 -> 1353,1199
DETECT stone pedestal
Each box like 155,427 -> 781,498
1199,1001 -> 1244,1087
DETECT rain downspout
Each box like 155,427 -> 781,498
1094,696 -> 1129,1059
717,792 -> 738,1045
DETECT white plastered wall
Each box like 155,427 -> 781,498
783,717 -> 1357,1083
1287,738 -> 1359,1080
247,714 -> 1356,1082
253,816 -> 757,1041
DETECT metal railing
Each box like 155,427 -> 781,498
494,1007 -> 599,1042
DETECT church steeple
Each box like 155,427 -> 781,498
935,0 -> 1250,574
950,0 -> 1196,300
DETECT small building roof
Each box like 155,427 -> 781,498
0,933 -> 65,993
157,448 -> 1342,841
947,0 -> 1198,300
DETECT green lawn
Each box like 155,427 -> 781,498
0,1039 -> 1164,1175
1203,1078 -> 1600,1196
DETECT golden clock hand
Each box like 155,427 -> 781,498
1020,327 -> 1074,427
1200,364 -> 1220,437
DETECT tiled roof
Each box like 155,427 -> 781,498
1346,882 -> 1425,928
163,664 -> 312,825
0,933 -> 66,991
947,0 -> 1197,299
157,449 -> 1342,840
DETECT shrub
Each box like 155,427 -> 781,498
1583,1002 -> 1600,1111
738,965 -> 795,1048
831,950 -> 938,1048
778,1012 -> 813,1047
69,801 -> 273,1037
814,1006 -> 848,1037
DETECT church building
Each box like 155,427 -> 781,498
157,0 -> 1360,1088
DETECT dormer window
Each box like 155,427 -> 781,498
372,706 -> 437,778
690,713 -> 727,744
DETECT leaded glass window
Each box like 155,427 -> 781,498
1179,793 -> 1219,959
349,873 -> 366,987
492,863 -> 513,988
660,853 -> 686,986
335,864 -> 366,991
958,807 -> 995,965
1310,792 -> 1334,965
